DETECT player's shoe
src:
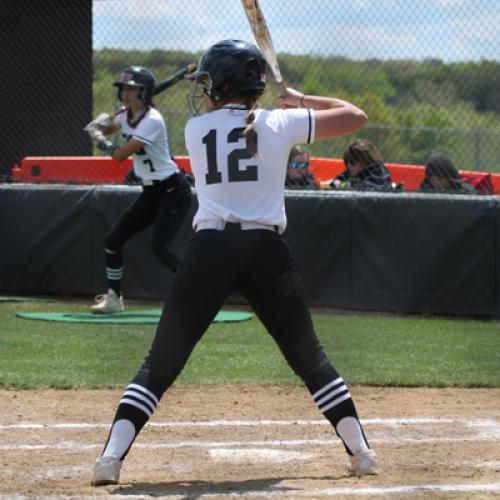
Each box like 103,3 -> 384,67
90,290 -> 124,314
91,455 -> 122,486
347,449 -> 378,477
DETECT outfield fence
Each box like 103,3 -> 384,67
1,0 -> 499,191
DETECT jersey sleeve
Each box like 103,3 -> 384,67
266,108 -> 316,146
132,112 -> 163,146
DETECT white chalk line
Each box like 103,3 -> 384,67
2,431 -> 500,451
0,417 -> 497,430
1,417 -> 499,451
211,448 -> 315,463
1,419 -> 498,498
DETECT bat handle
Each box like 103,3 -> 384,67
277,81 -> 287,98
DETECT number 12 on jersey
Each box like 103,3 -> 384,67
202,128 -> 258,184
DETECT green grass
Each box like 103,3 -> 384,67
1,299 -> 499,388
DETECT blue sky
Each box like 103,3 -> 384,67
93,0 -> 499,62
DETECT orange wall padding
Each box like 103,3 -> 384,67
11,155 -> 500,193
11,156 -> 193,184
308,157 -> 345,181
386,163 -> 426,190
174,156 -> 192,174
11,157 -> 133,184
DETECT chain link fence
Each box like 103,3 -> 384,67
5,0 -> 500,191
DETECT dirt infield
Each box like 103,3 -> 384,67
1,385 -> 499,499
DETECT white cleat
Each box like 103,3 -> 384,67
347,449 -> 378,477
90,290 -> 124,314
91,455 -> 122,486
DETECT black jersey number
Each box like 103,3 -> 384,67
143,158 -> 155,172
202,128 -> 258,185
125,135 -> 155,171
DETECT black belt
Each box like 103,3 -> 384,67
142,173 -> 177,188
196,221 -> 279,233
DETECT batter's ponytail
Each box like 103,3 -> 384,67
243,107 -> 258,156
242,91 -> 262,156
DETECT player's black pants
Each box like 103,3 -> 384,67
126,225 -> 358,428
104,172 -> 191,273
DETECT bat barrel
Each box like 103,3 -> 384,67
153,63 -> 197,95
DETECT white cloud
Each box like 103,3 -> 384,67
435,0 -> 467,5
92,0 -> 499,62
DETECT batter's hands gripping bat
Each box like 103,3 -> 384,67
241,0 -> 286,96
83,113 -> 113,139
153,63 -> 197,95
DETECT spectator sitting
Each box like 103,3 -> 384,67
323,139 -> 393,191
285,145 -> 319,190
420,154 -> 477,194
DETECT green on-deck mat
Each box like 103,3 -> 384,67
15,309 -> 253,324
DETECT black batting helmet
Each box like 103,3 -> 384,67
187,39 -> 266,101
113,66 -> 156,103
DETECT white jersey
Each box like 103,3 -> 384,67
185,105 -> 315,233
114,107 -> 178,180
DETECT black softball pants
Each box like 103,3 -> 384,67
104,172 -> 192,272
132,226 -> 342,399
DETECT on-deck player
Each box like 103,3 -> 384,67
91,40 -> 377,485
86,66 -> 192,313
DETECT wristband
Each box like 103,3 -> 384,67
97,139 -> 118,156
300,94 -> 306,107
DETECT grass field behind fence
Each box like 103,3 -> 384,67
0,299 -> 499,389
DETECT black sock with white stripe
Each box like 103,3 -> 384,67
105,247 -> 123,296
101,383 -> 159,460
307,372 -> 370,455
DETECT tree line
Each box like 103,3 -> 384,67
93,49 -> 500,171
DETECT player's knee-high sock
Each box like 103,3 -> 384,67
101,383 -> 158,460
304,365 -> 370,455
105,247 -> 123,296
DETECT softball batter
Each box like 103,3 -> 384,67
92,40 -> 376,485
86,66 -> 192,313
